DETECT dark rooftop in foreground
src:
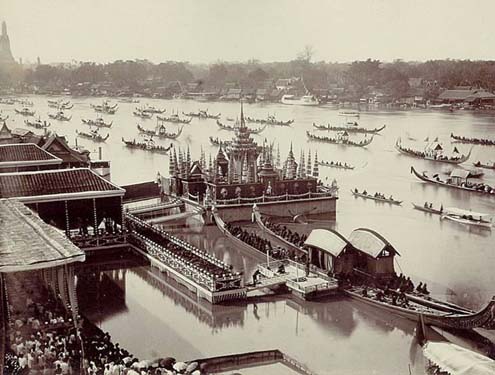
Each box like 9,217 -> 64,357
0,199 -> 85,272
0,168 -> 125,201
0,143 -> 61,166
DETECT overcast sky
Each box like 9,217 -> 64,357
2,0 -> 494,64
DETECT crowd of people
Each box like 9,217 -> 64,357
451,133 -> 495,146
260,218 -> 308,249
2,273 -> 204,375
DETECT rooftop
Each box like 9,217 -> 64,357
0,143 -> 62,168
348,228 -> 399,258
0,168 -> 125,202
304,228 -> 349,257
0,199 -> 85,272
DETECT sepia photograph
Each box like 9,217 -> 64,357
0,0 -> 494,374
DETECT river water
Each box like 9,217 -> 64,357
3,97 -> 495,374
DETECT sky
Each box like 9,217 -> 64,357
2,0 -> 495,64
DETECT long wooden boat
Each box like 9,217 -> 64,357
183,110 -> 221,119
313,123 -> 386,134
216,120 -> 266,134
345,286 -> 495,330
24,119 -> 50,129
157,114 -> 192,124
48,112 -> 72,121
82,118 -> 112,128
121,137 -> 173,154
473,161 -> 495,170
451,133 -> 495,146
133,110 -> 153,119
212,210 -> 268,260
15,108 -> 36,116
140,106 -> 166,114
306,131 -> 374,147
137,124 -> 183,140
411,203 -> 442,215
252,209 -> 307,257
395,139 -> 471,164
318,160 -> 354,170
351,190 -> 402,205
410,166 -> 495,195
76,130 -> 109,142
209,136 -> 231,147
441,207 -> 493,228
245,116 -> 294,126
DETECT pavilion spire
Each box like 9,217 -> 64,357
306,150 -> 312,177
313,151 -> 319,178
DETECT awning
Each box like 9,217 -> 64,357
304,229 -> 348,257
348,228 -> 399,258
423,341 -> 495,375
0,199 -> 85,272
450,169 -> 470,179
443,207 -> 491,220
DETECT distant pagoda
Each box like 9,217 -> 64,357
0,21 -> 16,66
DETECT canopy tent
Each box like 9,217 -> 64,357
423,341 -> 495,375
0,198 -> 85,272
450,169 -> 470,179
304,228 -> 348,257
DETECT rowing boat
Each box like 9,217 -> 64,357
411,203 -> 442,215
351,190 -> 402,205
313,123 -> 385,134
451,133 -> 495,146
473,161 -> 495,170
216,120 -> 266,134
395,139 -> 471,164
318,161 -> 354,170
345,286 -> 495,330
410,166 -> 495,195
306,131 -> 374,147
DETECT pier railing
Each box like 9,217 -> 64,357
213,189 -> 336,206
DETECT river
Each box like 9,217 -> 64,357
3,96 -> 494,374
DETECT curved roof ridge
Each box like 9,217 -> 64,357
351,227 -> 400,257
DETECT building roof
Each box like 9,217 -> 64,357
42,135 -> 90,164
348,228 -> 399,258
438,89 -> 475,100
304,228 -> 349,257
0,199 -> 85,272
0,143 -> 62,168
0,168 -> 125,203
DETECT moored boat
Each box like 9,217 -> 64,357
306,131 -> 374,147
351,189 -> 402,205
345,286 -> 495,330
410,166 -> 495,195
395,138 -> 471,164
441,207 -> 493,228
313,122 -> 386,134
15,108 -> 35,116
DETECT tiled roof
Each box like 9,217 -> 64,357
0,168 -> 125,201
438,89 -> 475,100
0,199 -> 85,272
0,143 -> 60,163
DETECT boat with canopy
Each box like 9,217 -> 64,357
441,207 -> 493,228
306,131 -> 374,147
395,138 -> 471,164
313,122 -> 385,134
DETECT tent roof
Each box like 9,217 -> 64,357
0,199 -> 85,272
348,228 -> 400,258
423,341 -> 495,375
450,169 -> 470,179
304,228 -> 349,257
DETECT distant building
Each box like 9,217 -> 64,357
0,21 -> 15,66
438,88 -> 495,105
408,78 -> 423,88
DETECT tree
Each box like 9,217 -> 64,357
297,45 -> 315,63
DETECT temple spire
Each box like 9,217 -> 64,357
240,99 -> 245,128
1,22 -> 6,37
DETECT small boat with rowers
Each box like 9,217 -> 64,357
209,136 -> 231,147
473,160 -> 495,170
216,119 -> 267,134
15,107 -> 35,116
245,115 -> 294,126
411,202 -> 443,215
410,166 -> 495,195
351,189 -> 402,205
133,109 -> 153,119
157,113 -> 192,124
306,131 -> 374,147
395,138 -> 471,164
121,137 -> 173,154
81,117 -> 112,128
48,111 -> 72,121
24,118 -> 50,129
182,109 -> 221,119
339,111 -> 360,118
318,160 -> 354,170
139,105 -> 166,114
451,133 -> 495,146
136,124 -> 183,140
441,207 -> 493,228
76,129 -> 109,143
91,101 -> 118,114
313,122 -> 386,134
